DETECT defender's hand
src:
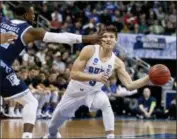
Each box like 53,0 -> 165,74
0,33 -> 18,44
82,30 -> 105,44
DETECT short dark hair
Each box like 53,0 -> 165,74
15,3 -> 32,16
104,25 -> 118,38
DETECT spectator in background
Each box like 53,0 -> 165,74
139,14 -> 149,34
156,7 -> 165,21
165,21 -> 175,35
132,24 -> 140,34
71,21 -> 83,34
36,48 -> 48,66
50,15 -> 62,32
53,52 -> 66,74
146,8 -> 157,26
149,20 -> 164,34
87,9 -> 100,24
124,11 -> 138,31
2,3 -> 14,20
74,10 -> 88,25
136,88 -> 157,119
167,95 -> 176,120
172,77 -> 176,90
60,22 -> 71,32
83,17 -> 97,34
100,9 -> 112,25
113,16 -> 124,33
40,3 -> 51,20
169,9 -> 176,26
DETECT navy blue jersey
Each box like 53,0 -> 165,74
0,19 -> 32,66
138,96 -> 156,111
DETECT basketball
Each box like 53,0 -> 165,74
148,64 -> 171,85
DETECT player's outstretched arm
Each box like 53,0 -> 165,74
116,58 -> 150,91
23,27 -> 102,45
0,33 -> 17,44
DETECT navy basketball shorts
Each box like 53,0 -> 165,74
0,60 -> 28,99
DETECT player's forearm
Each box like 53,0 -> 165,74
43,32 -> 82,44
139,105 -> 147,114
70,71 -> 96,81
127,75 -> 150,91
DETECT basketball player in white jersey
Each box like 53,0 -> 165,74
43,25 -> 150,139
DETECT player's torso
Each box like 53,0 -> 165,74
69,45 -> 116,93
0,20 -> 32,66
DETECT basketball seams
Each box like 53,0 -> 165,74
149,67 -> 170,76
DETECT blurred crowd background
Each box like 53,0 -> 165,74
0,1 -> 176,120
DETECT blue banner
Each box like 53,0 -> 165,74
117,33 -> 176,59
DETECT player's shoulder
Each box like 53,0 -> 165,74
80,44 -> 96,57
114,56 -> 125,69
82,44 -> 96,51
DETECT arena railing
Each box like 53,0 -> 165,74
37,14 -> 50,31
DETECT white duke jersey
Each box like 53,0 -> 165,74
67,45 -> 116,95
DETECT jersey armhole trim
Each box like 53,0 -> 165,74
20,26 -> 33,46
86,45 -> 96,64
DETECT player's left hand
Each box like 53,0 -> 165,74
0,33 -> 18,44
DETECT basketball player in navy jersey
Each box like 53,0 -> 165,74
0,3 -> 102,138
0,33 -> 17,44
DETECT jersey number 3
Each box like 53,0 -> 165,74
88,66 -> 100,86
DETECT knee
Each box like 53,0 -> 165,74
101,100 -> 114,115
100,98 -> 111,111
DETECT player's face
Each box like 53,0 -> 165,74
101,32 -> 116,50
25,7 -> 35,23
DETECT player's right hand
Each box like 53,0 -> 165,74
95,72 -> 109,84
0,33 -> 18,44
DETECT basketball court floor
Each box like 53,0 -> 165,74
1,117 -> 176,139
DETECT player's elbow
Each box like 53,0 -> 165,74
125,84 -> 134,91
70,71 -> 78,80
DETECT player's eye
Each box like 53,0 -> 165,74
102,35 -> 107,38
110,35 -> 114,38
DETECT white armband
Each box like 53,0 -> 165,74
43,32 -> 82,44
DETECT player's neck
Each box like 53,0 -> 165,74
100,47 -> 112,58
15,16 -> 26,21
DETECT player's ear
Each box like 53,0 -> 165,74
24,13 -> 28,19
